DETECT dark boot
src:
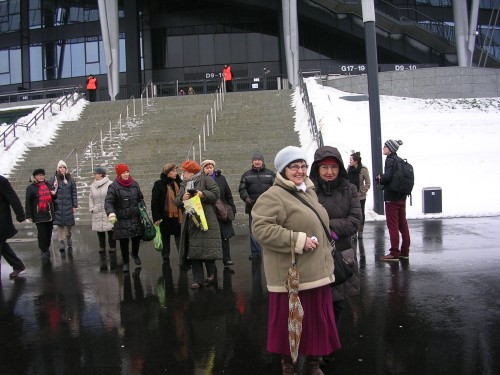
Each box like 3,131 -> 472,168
281,355 -> 297,375
358,224 -> 364,239
304,357 -> 324,375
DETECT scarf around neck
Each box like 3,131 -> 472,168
37,182 -> 52,212
116,176 -> 133,187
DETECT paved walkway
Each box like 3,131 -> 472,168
0,217 -> 499,374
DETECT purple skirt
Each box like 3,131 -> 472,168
267,285 -> 341,356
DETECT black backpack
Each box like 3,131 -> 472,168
388,156 -> 415,196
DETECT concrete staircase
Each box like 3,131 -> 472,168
8,90 -> 299,234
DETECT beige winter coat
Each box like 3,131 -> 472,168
89,176 -> 114,232
358,165 -> 371,201
251,173 -> 334,293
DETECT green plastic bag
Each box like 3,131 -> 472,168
154,220 -> 163,252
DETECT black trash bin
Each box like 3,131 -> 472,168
422,187 -> 442,214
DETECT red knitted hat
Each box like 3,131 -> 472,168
180,160 -> 201,174
115,163 -> 129,176
318,157 -> 339,166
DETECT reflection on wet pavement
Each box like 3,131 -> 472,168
0,218 -> 499,374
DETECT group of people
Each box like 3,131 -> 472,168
246,141 -> 410,374
1,140 -> 411,375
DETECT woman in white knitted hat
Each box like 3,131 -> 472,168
49,160 -> 78,252
252,145 -> 340,374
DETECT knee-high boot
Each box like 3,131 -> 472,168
304,356 -> 324,375
358,224 -> 364,239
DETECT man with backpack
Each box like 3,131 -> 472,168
376,139 -> 412,261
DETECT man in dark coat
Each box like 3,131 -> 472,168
238,151 -> 275,260
0,175 -> 27,278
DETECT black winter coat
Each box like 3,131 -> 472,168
151,173 -> 182,236
213,171 -> 236,240
25,179 -> 55,224
238,165 -> 275,214
0,175 -> 26,242
379,152 -> 407,201
310,146 -> 362,301
105,179 -> 144,240
49,173 -> 78,226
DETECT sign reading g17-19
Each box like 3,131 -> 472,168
332,64 -> 437,75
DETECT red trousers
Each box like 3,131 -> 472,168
385,200 -> 411,256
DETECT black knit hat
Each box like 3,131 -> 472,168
93,167 -> 107,176
32,168 -> 45,176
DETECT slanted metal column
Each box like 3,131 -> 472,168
453,0 -> 469,67
281,0 -> 299,87
361,0 -> 384,215
468,0 -> 480,66
98,0 -> 120,100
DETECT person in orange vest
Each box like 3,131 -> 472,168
86,74 -> 98,102
222,64 -> 233,92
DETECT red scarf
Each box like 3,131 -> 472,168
116,176 -> 133,187
37,182 -> 52,212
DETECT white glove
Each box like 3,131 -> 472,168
108,213 -> 117,224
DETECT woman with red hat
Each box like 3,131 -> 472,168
105,163 -> 145,273
174,160 -> 222,289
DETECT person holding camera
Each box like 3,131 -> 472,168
174,160 -> 222,289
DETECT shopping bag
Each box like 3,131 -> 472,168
183,194 -> 208,231
138,202 -> 156,241
154,220 -> 163,251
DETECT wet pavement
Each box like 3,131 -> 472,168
1,217 -> 499,375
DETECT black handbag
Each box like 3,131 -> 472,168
280,187 -> 354,286
214,198 -> 235,222
138,202 -> 156,242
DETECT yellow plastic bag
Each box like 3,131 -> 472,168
183,194 -> 208,231
154,220 -> 163,252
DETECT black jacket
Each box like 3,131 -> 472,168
213,171 -> 236,240
238,165 -> 275,214
105,179 -> 144,240
25,179 -> 55,224
0,176 -> 26,242
151,173 -> 182,223
379,152 -> 407,201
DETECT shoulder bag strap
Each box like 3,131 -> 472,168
278,186 -> 335,247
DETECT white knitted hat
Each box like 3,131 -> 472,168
274,146 -> 307,173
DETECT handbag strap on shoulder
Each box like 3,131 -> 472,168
279,186 -> 335,246
290,230 -> 296,265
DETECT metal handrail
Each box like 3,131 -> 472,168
1,87 -> 82,148
66,81 -> 156,177
299,72 -> 323,149
184,78 -> 225,163
0,85 -> 79,104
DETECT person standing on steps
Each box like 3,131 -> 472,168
89,167 -> 116,255
347,151 -> 371,239
105,163 -> 145,273
376,139 -> 411,261
238,151 -> 275,260
49,160 -> 78,253
0,175 -> 27,278
86,74 -> 98,102
201,159 -> 237,268
222,64 -> 233,92
151,163 -> 183,264
25,168 -> 56,264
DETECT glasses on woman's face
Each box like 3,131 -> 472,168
287,164 -> 308,172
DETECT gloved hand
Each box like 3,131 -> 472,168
108,213 -> 117,224
330,230 -> 339,241
244,197 -> 254,206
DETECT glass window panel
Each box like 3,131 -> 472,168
86,62 -> 99,76
71,42 -> 85,77
10,13 -> 20,30
199,34 -> 215,65
30,45 -> 43,81
183,35 -> 199,66
119,38 -> 126,72
29,9 -> 41,29
10,48 -> 21,83
59,44 -> 71,78
9,0 -> 20,13
0,50 -> 8,73
86,41 -> 99,63
167,36 -> 183,67
0,74 -> 9,86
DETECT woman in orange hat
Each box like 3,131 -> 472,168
105,163 -> 145,273
174,160 -> 222,289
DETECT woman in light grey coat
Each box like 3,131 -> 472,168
89,167 -> 115,254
